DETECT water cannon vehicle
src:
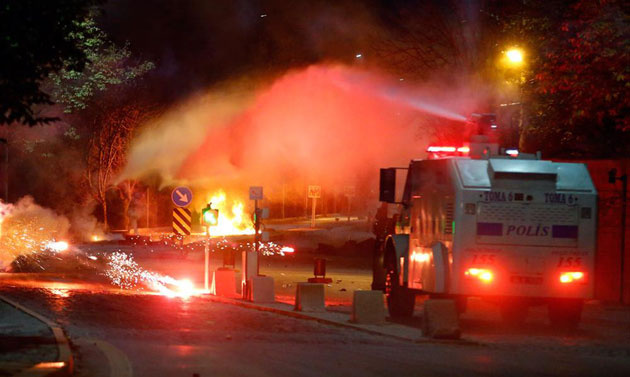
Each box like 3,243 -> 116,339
373,113 -> 597,329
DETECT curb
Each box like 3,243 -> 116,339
0,294 -> 73,377
203,294 -> 479,346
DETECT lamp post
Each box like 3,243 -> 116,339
609,168 -> 628,304
501,47 -> 526,148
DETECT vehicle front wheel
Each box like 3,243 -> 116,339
385,264 -> 415,318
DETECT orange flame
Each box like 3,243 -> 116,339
203,190 -> 254,237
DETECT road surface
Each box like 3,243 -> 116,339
1,242 -> 629,377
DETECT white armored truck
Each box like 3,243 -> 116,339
374,117 -> 597,329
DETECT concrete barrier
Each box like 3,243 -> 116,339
422,299 -> 461,339
211,268 -> 237,298
249,276 -> 275,303
294,283 -> 325,312
351,290 -> 385,324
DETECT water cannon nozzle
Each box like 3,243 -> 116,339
468,113 -> 498,135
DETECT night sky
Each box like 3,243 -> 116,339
99,0 -> 395,102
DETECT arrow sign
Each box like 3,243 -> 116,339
171,186 -> 193,207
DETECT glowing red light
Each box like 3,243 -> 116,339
427,146 -> 456,153
427,145 -> 470,154
559,271 -> 585,284
465,268 -> 493,283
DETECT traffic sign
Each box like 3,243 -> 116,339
171,186 -> 193,207
249,186 -> 263,200
308,185 -> 321,199
172,207 -> 192,235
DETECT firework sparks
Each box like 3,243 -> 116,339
0,197 -> 72,271
46,241 -> 69,253
213,237 -> 295,256
105,251 -> 199,297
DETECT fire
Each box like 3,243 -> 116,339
0,197 -> 71,270
203,190 -> 254,236
46,241 -> 69,253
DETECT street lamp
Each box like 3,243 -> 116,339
506,48 -> 524,65
500,47 -> 526,148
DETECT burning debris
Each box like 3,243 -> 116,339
214,237 -> 295,256
201,190 -> 254,237
0,197 -> 71,271
105,251 -> 196,297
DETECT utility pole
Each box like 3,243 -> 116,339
282,184 -> 286,219
609,168 -> 628,303
0,138 -> 8,202
146,187 -> 150,228
255,199 -> 260,275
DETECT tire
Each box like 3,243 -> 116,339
371,239 -> 387,291
385,258 -> 415,318
548,299 -> 583,331
499,299 -> 528,325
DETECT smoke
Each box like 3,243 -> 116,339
69,202 -> 107,242
0,196 -> 71,270
120,64 -> 487,203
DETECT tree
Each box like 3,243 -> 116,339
492,0 -> 629,157
85,100 -> 154,230
370,1 -> 500,82
0,0 -> 102,125
47,16 -> 155,114
45,13 -> 154,230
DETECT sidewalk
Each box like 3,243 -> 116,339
0,296 -> 72,377
203,294 -> 475,345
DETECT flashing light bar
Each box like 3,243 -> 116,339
427,145 -> 470,154
559,271 -> 585,284
465,267 -> 493,283
506,149 -> 519,157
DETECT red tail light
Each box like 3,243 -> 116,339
465,268 -> 494,283
559,271 -> 586,284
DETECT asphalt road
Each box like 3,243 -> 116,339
2,284 -> 630,377
1,243 -> 630,377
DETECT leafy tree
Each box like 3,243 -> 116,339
493,0 -> 629,157
0,0 -> 102,125
45,13 -> 155,229
47,16 -> 155,113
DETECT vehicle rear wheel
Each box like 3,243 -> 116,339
385,263 -> 415,318
548,299 -> 583,331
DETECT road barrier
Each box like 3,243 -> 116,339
294,283 -> 325,312
249,276 -> 275,303
351,290 -> 385,324
211,268 -> 238,298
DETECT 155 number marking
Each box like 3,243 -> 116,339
557,257 -> 582,268
472,254 -> 496,264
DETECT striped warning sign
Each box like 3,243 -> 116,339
172,207 -> 192,235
